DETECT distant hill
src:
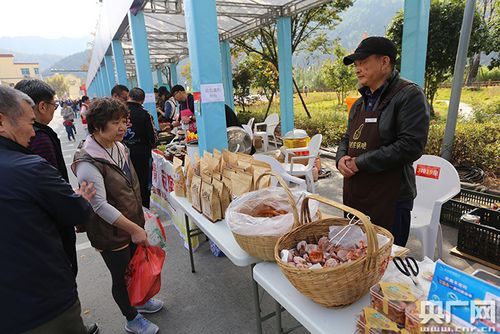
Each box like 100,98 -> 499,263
43,50 -> 90,80
0,36 -> 89,56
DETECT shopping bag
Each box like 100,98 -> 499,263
126,245 -> 166,306
143,208 -> 167,251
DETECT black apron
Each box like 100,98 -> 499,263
343,81 -> 411,232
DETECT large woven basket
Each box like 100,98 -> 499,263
275,194 -> 393,307
232,171 -> 300,261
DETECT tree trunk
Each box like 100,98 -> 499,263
466,53 -> 481,86
264,92 -> 274,119
292,77 -> 312,118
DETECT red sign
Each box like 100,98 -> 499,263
416,164 -> 441,179
193,91 -> 201,102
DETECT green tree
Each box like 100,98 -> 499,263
248,54 -> 279,117
320,42 -> 357,105
180,62 -> 191,88
232,60 -> 254,112
46,74 -> 69,99
486,1 -> 500,69
233,0 -> 353,118
387,0 -> 485,108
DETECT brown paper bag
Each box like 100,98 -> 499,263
207,155 -> 220,175
212,172 -> 222,181
237,160 -> 253,173
213,149 -> 222,173
252,161 -> 272,190
231,170 -> 254,198
222,174 -> 232,199
191,175 -> 202,212
222,149 -> 238,169
185,156 -> 194,202
212,177 -> 231,218
173,157 -> 186,197
193,153 -> 201,176
200,155 -> 211,177
201,181 -> 222,222
201,172 -> 212,184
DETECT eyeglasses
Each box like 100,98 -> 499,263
45,101 -> 58,109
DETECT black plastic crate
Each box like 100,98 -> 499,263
440,189 -> 499,226
457,208 -> 500,266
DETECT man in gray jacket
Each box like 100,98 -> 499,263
336,37 -> 430,246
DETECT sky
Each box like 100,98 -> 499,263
0,0 -> 101,38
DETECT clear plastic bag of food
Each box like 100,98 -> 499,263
226,187 -> 319,237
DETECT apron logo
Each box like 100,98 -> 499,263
353,123 -> 364,140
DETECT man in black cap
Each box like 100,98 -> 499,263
336,36 -> 430,246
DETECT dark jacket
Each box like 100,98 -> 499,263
0,136 -> 92,334
336,71 -> 430,200
124,101 -> 157,155
180,93 -> 195,114
72,143 -> 145,251
30,121 -> 69,181
29,121 -> 78,275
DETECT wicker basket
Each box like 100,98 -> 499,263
232,171 -> 300,261
275,194 -> 394,307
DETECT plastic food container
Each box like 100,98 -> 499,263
405,302 -> 459,334
370,283 -> 422,326
356,308 -> 410,334
283,129 -> 310,149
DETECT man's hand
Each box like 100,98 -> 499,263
338,156 -> 356,178
76,181 -> 96,202
131,227 -> 149,246
345,157 -> 359,173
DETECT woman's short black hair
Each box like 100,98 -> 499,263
86,97 -> 129,134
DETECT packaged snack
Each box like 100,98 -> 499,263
231,170 -> 253,198
185,155 -> 194,202
173,157 -> 186,197
201,180 -> 222,222
357,307 -> 410,334
253,162 -> 272,190
222,149 -> 238,169
191,175 -> 202,212
370,282 -> 419,326
212,177 -> 231,218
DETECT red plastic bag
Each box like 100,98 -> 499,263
126,245 -> 166,306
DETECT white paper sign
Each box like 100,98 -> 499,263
144,92 -> 155,104
200,83 -> 224,103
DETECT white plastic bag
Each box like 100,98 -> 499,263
328,225 -> 390,250
144,208 -> 167,251
226,187 -> 319,237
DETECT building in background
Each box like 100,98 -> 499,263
0,54 -> 42,86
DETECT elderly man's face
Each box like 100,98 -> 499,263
353,55 -> 391,88
0,100 -> 36,148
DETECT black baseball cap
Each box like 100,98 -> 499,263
343,36 -> 397,65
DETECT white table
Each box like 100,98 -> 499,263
253,256 -> 435,334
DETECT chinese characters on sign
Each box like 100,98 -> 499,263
200,83 -> 224,103
416,164 -> 441,179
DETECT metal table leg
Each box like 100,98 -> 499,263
185,214 -> 196,273
251,264 -> 263,334
275,301 -> 282,334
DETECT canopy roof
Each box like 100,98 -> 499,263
87,0 -> 331,86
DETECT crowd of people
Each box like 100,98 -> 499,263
0,36 -> 430,334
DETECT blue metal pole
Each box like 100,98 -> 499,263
277,16 -> 294,135
184,0 -> 227,153
112,39 -> 128,85
128,9 -> 159,129
156,68 -> 164,87
400,0 -> 430,87
169,63 -> 178,87
220,40 -> 234,110
98,70 -> 106,97
101,64 -> 111,96
104,54 -> 116,90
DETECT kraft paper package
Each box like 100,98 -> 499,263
252,160 -> 272,190
193,153 -> 201,176
213,148 -> 222,173
222,149 -> 238,169
231,170 -> 254,198
191,175 -> 203,212
173,156 -> 186,197
212,177 -> 231,218
184,156 -> 194,202
200,180 -> 222,222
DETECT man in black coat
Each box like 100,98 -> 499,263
0,86 -> 97,333
123,87 -> 157,208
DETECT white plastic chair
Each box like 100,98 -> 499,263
253,113 -> 279,151
242,124 -> 253,140
281,134 -> 322,193
410,155 -> 460,260
253,154 -> 307,191
247,117 -> 255,130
